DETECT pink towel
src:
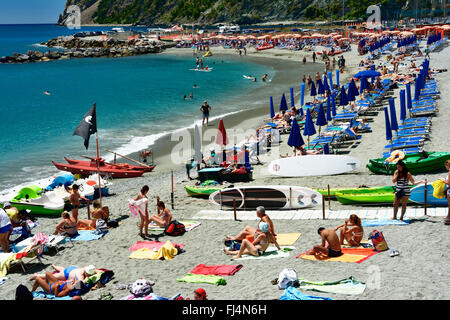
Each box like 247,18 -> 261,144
189,264 -> 243,276
129,241 -> 184,251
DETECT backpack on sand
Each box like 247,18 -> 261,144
368,229 -> 389,252
164,220 -> 186,236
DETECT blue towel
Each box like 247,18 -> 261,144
362,219 -> 410,227
71,230 -> 107,242
32,291 -> 72,300
280,286 -> 332,300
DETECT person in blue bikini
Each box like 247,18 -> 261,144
31,271 -> 76,298
30,265 -> 98,283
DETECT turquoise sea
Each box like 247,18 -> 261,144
0,24 -> 270,191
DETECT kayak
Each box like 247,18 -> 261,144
255,45 -> 274,51
335,186 -> 413,205
367,152 -> 450,175
185,185 -> 223,197
52,159 -> 147,178
64,157 -> 155,173
315,186 -> 395,198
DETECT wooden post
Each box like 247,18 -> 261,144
327,184 -> 331,210
171,171 -> 174,209
424,179 -> 428,216
289,187 -> 292,209
322,192 -> 326,220
233,199 -> 237,221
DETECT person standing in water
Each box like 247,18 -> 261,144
200,101 -> 211,126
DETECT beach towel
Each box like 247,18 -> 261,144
177,273 -> 227,286
71,230 -> 108,242
0,253 -> 16,278
11,220 -> 38,236
121,293 -> 183,301
232,246 -> 295,261
362,219 -> 410,227
342,240 -> 373,249
189,264 -> 243,276
32,291 -> 72,300
296,248 -> 377,263
148,221 -> 201,233
129,241 -> 184,251
129,241 -> 178,261
280,286 -> 332,300
273,233 -> 301,246
298,276 -> 366,295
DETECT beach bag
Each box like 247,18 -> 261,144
130,279 -> 153,297
368,230 -> 389,252
15,284 -> 33,301
431,180 -> 446,199
164,221 -> 186,236
277,268 -> 299,290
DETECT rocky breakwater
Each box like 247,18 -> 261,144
0,35 -> 177,64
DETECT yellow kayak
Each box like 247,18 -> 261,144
203,51 -> 213,57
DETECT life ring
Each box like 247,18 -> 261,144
386,150 -> 405,163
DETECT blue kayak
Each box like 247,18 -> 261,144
409,184 -> 448,206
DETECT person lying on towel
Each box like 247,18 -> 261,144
30,265 -> 101,284
308,227 -> 343,259
223,222 -> 280,259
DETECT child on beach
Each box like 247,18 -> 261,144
69,184 -> 90,221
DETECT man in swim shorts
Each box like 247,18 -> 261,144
309,227 -> 343,259
69,184 -> 90,221
200,101 -> 211,126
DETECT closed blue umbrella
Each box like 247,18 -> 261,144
310,81 -> 317,97
300,83 -> 305,106
280,93 -> 288,112
326,97 -> 332,122
339,86 -> 348,106
316,103 -> 327,134
323,75 -> 330,92
303,108 -> 316,147
360,76 -> 369,94
331,93 -> 337,117
406,83 -> 412,111
350,79 -> 359,97
299,106 -> 304,117
414,77 -> 420,101
347,85 -> 355,102
323,143 -> 330,155
290,87 -> 295,107
287,117 -> 305,148
317,78 -> 325,95
328,71 -> 333,89
336,70 -> 340,88
389,98 -> 399,132
399,89 -> 406,123
270,96 -> 275,119
384,106 -> 393,143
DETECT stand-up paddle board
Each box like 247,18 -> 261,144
410,183 -> 448,206
190,68 -> 213,72
268,155 -> 361,177
209,186 -> 322,209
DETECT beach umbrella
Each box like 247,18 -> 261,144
353,70 -> 381,78
360,76 -> 370,94
270,96 -> 275,119
326,97 -> 332,122
216,119 -> 228,163
316,103 -> 327,134
347,85 -> 355,102
331,93 -> 337,117
310,81 -> 317,98
349,79 -> 359,97
298,106 -> 304,117
414,76 -> 420,101
193,124 -> 202,169
399,90 -> 407,124
389,98 -> 399,133
327,71 -> 333,89
290,88 -> 295,107
323,143 -> 330,155
303,108 -> 316,147
300,83 -> 305,107
323,75 -> 330,92
287,118 -> 305,149
406,83 -> 412,111
280,93 -> 288,112
317,78 -> 325,95
339,86 -> 348,106
384,106 -> 393,144
336,70 -> 340,88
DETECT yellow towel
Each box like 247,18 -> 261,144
432,180 -> 446,199
129,241 -> 178,261
272,233 -> 301,246
0,253 -> 17,277
300,253 -> 369,263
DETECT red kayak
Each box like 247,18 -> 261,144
255,45 -> 274,51
52,160 -> 146,178
63,157 -> 156,173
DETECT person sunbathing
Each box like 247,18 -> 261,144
30,265 -> 99,283
53,211 -> 78,237
334,214 -> 364,246
307,227 -> 342,259
148,199 -> 172,228
31,271 -> 76,298
295,145 -> 320,156
223,222 -> 280,259
226,206 -> 276,241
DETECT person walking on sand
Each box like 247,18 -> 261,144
69,184 -> 90,222
200,101 -> 211,126
441,160 -> 450,225
312,51 -> 316,63
392,160 -> 422,221
308,227 -> 342,259
303,56 -> 306,64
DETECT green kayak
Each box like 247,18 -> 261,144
315,186 -> 395,198
367,152 -> 450,175
335,186 -> 412,205
185,185 -> 223,197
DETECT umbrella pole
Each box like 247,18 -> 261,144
95,133 -> 102,210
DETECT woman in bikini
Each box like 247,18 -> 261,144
133,185 -> 150,239
30,265 -> 98,283
224,222 -> 280,259
226,206 -> 276,242
148,199 -> 172,228
334,214 -> 364,247
392,160 -> 422,221
53,211 -> 78,237
31,271 -> 75,297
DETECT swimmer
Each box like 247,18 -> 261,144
44,91 -> 51,95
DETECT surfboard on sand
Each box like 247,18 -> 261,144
268,155 -> 361,177
410,183 -> 448,206
209,186 -> 322,209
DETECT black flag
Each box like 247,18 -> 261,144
73,104 -> 97,149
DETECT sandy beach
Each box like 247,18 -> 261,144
2,40 -> 450,301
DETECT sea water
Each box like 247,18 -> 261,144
0,25 -> 270,191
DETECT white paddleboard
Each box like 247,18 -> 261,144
189,68 -> 213,72
268,155 -> 361,177
209,185 -> 321,209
